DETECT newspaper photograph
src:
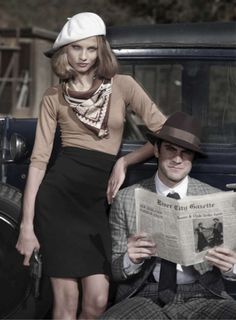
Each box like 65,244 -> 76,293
135,188 -> 236,266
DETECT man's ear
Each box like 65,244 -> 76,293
154,143 -> 159,158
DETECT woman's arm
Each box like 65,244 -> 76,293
106,141 -> 154,204
16,166 -> 46,265
107,75 -> 166,203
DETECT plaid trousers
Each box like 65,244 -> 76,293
100,282 -> 236,320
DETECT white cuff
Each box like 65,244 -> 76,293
123,252 -> 144,276
222,264 -> 236,280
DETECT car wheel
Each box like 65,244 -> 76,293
0,183 -> 52,319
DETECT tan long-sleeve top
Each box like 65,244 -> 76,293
30,74 -> 166,170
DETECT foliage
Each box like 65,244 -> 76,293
0,0 -> 235,30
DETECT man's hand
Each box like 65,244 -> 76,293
127,233 -> 157,264
205,247 -> 236,273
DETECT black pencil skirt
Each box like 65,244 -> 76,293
34,147 -> 115,278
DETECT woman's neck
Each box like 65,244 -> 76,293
70,72 -> 96,92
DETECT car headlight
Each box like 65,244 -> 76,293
9,133 -> 27,162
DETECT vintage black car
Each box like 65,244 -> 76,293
0,21 -> 236,318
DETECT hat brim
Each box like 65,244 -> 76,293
44,47 -> 57,58
146,132 -> 206,157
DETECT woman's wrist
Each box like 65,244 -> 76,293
20,222 -> 34,231
119,155 -> 128,168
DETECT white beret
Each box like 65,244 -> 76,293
45,12 -> 106,57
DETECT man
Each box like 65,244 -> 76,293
212,218 -> 223,246
101,112 -> 236,319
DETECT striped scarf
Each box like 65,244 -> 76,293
63,78 -> 112,138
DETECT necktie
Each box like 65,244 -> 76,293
158,191 -> 180,306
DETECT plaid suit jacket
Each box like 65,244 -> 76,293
109,175 -> 225,301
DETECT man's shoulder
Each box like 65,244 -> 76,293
116,177 -> 155,200
188,177 -> 221,195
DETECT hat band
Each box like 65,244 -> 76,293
160,125 -> 200,146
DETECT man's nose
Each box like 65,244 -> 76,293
173,153 -> 183,162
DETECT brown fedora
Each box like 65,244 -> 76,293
146,112 -> 205,156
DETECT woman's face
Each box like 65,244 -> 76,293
67,36 -> 98,75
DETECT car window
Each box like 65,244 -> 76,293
120,60 -> 236,144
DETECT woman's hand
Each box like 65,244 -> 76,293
107,142 -> 155,204
205,247 -> 236,273
15,166 -> 45,265
107,157 -> 127,204
16,225 -> 40,266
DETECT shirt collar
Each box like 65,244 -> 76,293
155,171 -> 188,199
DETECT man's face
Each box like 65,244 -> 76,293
155,141 -> 195,187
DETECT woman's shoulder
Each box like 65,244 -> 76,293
112,74 -> 140,94
41,84 -> 63,108
43,83 -> 62,97
113,74 -> 135,85
40,84 -> 63,115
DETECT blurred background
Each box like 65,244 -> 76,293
0,0 -> 236,30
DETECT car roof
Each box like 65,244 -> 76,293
107,21 -> 236,49
1,21 -> 235,49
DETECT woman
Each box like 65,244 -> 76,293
16,12 -> 166,319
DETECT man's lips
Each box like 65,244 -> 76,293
168,166 -> 184,170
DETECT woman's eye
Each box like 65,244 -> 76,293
72,45 -> 80,50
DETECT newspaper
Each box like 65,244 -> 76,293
135,188 -> 236,266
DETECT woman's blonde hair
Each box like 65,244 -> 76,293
51,36 -> 119,80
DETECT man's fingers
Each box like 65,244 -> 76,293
205,248 -> 235,271
128,240 -> 156,250
130,233 -> 152,241
207,248 -> 236,264
129,250 -> 153,263
137,239 -> 156,248
215,247 -> 236,259
129,245 -> 156,257
205,256 -> 232,272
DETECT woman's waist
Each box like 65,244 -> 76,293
61,146 -> 116,162
61,137 -> 120,157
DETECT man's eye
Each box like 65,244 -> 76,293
166,146 -> 175,152
183,150 -> 193,156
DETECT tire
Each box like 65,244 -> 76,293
0,183 -> 52,319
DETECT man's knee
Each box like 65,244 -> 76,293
99,297 -> 166,320
186,298 -> 236,319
